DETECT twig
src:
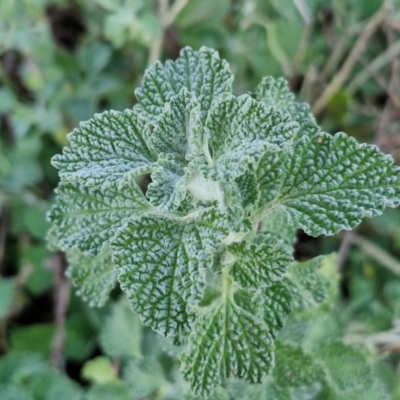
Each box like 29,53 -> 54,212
350,233 -> 400,276
320,25 -> 362,82
312,2 -> 391,116
147,0 -> 188,66
50,253 -> 70,371
348,38 -> 400,95
336,230 -> 354,272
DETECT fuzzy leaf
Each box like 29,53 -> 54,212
149,88 -> 203,159
205,140 -> 280,183
122,358 -> 167,399
286,256 -> 331,309
112,208 -> 235,337
228,235 -> 293,289
135,46 -> 233,122
52,109 -> 155,187
273,343 -> 325,388
261,211 -> 297,247
181,299 -> 275,397
48,179 -> 150,255
100,298 -> 142,358
255,77 -> 319,136
206,94 -> 298,159
257,132 -> 400,236
315,342 -> 389,399
66,248 -> 116,307
235,171 -> 260,210
146,156 -> 188,211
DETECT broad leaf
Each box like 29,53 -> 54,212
48,179 -> 150,255
135,46 -> 233,122
256,132 -> 400,236
66,248 -> 116,307
52,109 -> 155,187
100,298 -> 142,358
112,208 -> 235,337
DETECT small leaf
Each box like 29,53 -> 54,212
181,298 -> 274,397
146,156 -> 188,212
52,109 -> 155,187
261,211 -> 297,247
100,298 -> 142,358
136,47 -> 233,122
206,94 -> 298,160
255,77 -> 318,136
81,356 -> 118,384
66,248 -> 116,307
315,342 -> 389,399
286,256 -> 333,309
85,383 -> 131,400
149,88 -> 203,159
273,343 -> 325,388
48,179 -> 150,255
122,358 -> 167,400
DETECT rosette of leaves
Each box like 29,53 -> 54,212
48,47 -> 400,397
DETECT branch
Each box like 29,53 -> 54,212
312,2 -> 391,116
350,233 -> 400,276
49,253 -> 70,371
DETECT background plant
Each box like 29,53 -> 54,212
1,0 -> 400,399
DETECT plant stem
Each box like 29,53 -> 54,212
348,39 -> 400,95
350,233 -> 400,276
50,253 -> 70,371
312,1 -> 391,116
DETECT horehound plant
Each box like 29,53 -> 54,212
48,47 -> 400,397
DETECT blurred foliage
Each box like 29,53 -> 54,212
1,0 -> 400,398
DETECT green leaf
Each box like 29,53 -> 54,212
149,88 -> 203,160
255,77 -> 319,136
261,211 -> 297,247
205,94 -> 298,164
100,298 -> 142,358
286,255 -> 337,309
256,132 -> 400,236
48,179 -> 150,255
135,47 -> 233,122
0,278 -> 15,318
235,171 -> 260,210
180,298 -> 275,397
146,155 -> 188,212
184,387 -> 230,400
314,342 -> 389,399
51,109 -> 155,187
228,234 -> 293,289
273,343 -> 326,388
84,383 -> 130,400
112,208 -> 234,337
81,356 -> 118,384
122,358 -> 167,400
66,248 -> 116,307
0,384 -> 32,400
